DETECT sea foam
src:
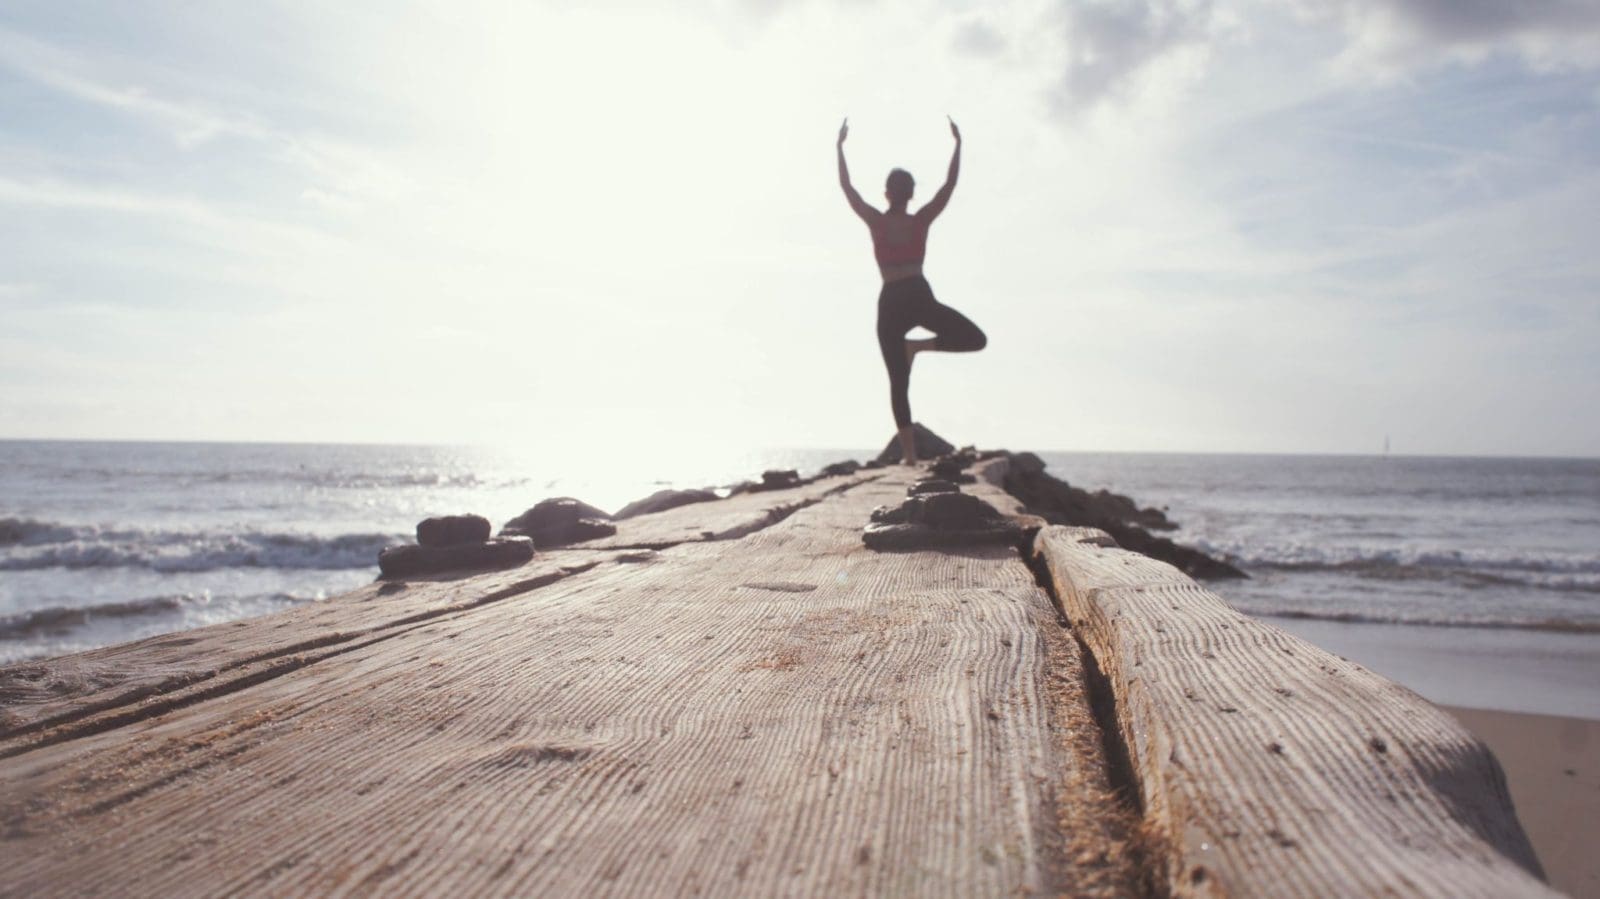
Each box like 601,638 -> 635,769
0,519 -> 399,573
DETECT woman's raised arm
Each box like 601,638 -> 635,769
837,118 -> 876,222
917,117 -> 961,222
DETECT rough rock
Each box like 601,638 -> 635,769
500,497 -> 617,548
614,488 -> 720,520
999,453 -> 1244,580
908,478 -> 960,496
821,460 -> 862,477
759,469 -> 801,490
415,514 -> 491,548
1090,488 -> 1174,532
928,453 -> 977,484
875,423 -> 957,464
863,483 -> 1021,550
1007,452 -> 1047,476
378,537 -> 534,579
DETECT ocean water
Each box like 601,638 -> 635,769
0,440 -> 856,664
1039,452 -> 1600,634
3,442 -> 1598,671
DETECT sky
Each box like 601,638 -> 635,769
1,0 -> 1597,457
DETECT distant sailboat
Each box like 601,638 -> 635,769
1383,434 -> 1391,456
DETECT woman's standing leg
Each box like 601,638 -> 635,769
877,288 -> 919,462
878,315 -> 913,429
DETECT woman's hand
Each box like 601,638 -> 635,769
948,115 -> 961,143
838,118 -> 849,146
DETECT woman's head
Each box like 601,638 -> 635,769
885,168 -> 915,206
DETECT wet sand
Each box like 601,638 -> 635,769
1264,616 -> 1600,721
1444,706 -> 1599,898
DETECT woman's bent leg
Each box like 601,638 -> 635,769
921,300 -> 987,353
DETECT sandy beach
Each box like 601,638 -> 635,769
1267,616 -> 1600,721
1444,707 -> 1600,898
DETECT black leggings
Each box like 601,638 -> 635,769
877,276 -> 986,428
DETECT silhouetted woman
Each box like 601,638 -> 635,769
837,117 -> 986,464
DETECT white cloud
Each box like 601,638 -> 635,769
1,1 -> 1597,453
1320,0 -> 1600,48
0,22 -> 407,223
0,175 -> 338,256
298,187 -> 363,214
1013,0 -> 1600,119
1047,0 -> 1219,109
951,15 -> 1008,58
1284,0 -> 1600,75
0,25 -> 273,147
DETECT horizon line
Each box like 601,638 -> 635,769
1,435 -> 1595,463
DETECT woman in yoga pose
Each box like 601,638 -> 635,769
837,116 -> 986,464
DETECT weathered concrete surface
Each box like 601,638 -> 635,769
0,461 -> 1553,898
0,468 -> 1142,897
1034,524 -> 1555,898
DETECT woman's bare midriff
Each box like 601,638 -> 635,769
879,262 -> 924,283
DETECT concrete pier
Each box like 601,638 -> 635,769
0,459 -> 1555,896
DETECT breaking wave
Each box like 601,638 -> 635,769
0,518 -> 398,572
1199,538 -> 1600,592
0,592 -> 309,642
1235,605 -> 1600,635
0,517 -> 83,547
